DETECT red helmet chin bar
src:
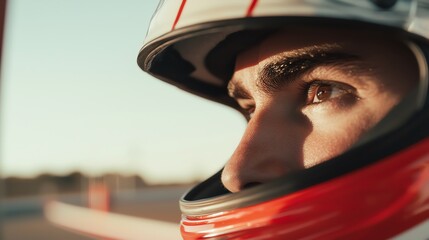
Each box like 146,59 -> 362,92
181,137 -> 429,239
178,41 -> 429,239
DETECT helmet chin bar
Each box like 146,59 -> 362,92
181,138 -> 429,239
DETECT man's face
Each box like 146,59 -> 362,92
221,27 -> 418,192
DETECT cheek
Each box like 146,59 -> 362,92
301,106 -> 376,168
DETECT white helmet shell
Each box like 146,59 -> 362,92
145,0 -> 429,45
138,0 -> 429,106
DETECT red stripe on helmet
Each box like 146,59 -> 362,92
172,0 -> 187,30
246,0 -> 258,17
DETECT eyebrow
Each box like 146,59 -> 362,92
228,44 -> 364,98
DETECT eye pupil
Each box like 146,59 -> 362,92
316,85 -> 332,101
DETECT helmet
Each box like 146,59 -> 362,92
138,0 -> 429,239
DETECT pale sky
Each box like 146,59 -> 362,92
1,0 -> 246,184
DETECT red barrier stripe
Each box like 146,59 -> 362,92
246,0 -> 258,17
172,0 -> 187,30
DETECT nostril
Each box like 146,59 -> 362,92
242,182 -> 262,190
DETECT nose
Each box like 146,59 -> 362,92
221,110 -> 303,192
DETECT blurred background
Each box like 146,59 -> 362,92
0,0 -> 245,239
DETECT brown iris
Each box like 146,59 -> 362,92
315,84 -> 333,102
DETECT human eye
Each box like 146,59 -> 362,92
305,80 -> 358,105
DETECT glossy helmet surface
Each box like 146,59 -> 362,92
138,0 -> 429,239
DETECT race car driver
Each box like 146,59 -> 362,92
139,0 -> 429,239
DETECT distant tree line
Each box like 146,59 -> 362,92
2,172 -> 148,197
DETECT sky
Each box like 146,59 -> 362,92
0,0 -> 246,184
